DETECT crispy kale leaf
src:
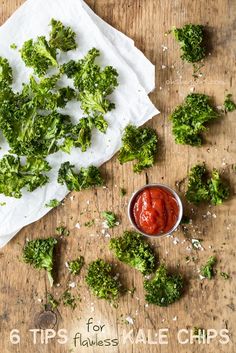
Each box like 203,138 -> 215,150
23,237 -> 57,286
68,256 -> 84,275
21,36 -> 57,76
224,94 -> 236,112
170,93 -> 219,146
62,48 -> 118,115
49,18 -> 77,52
173,24 -> 206,63
58,162 -> 104,191
0,57 -> 13,84
186,165 -> 230,205
110,231 -> 156,275
208,170 -> 230,205
144,264 -> 184,306
0,154 -> 50,198
200,256 -> 217,279
102,211 -> 118,228
186,165 -> 209,204
85,259 -> 121,301
118,124 -> 158,173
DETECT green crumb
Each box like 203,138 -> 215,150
56,226 -> 70,237
10,43 -> 17,49
200,256 -> 217,279
102,211 -> 118,228
224,94 -> 236,112
68,256 -> 84,275
45,199 -> 61,208
220,271 -> 230,279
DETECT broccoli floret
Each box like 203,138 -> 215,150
224,94 -> 236,112
68,256 -> 84,275
109,231 -> 156,275
102,211 -> 118,228
56,226 -> 70,237
21,36 -> 57,76
170,93 -> 219,146
23,237 -> 57,286
118,124 -> 158,173
58,162 -> 104,191
144,264 -> 184,306
0,57 -> 13,84
200,256 -> 217,279
186,165 -> 230,205
173,24 -> 206,63
85,259 -> 121,301
49,18 -> 77,52
0,154 -> 50,198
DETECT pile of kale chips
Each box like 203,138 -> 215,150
0,19 -> 119,199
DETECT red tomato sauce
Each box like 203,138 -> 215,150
132,187 -> 179,235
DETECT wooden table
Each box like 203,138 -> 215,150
0,1 -> 235,352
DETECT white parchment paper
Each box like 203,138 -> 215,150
0,0 -> 159,247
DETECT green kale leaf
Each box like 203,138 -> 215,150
0,57 -> 13,84
173,24 -> 206,63
0,154 -> 50,198
144,264 -> 184,306
170,93 -> 219,146
45,199 -> 61,208
118,124 -> 158,173
110,231 -> 156,275
21,36 -> 57,76
85,259 -> 121,301
23,237 -> 57,286
57,161 -> 104,191
186,164 -> 230,205
49,18 -> 77,52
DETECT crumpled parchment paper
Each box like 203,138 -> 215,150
0,0 -> 159,247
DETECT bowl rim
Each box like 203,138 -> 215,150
127,183 -> 183,239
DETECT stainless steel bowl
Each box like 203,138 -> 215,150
128,183 -> 183,238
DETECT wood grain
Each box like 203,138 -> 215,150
0,0 -> 235,352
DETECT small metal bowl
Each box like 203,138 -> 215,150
128,183 -> 183,238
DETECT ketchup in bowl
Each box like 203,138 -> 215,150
128,184 -> 182,237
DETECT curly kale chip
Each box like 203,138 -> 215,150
0,57 -> 13,84
58,161 -> 104,191
110,231 -> 156,275
170,93 -> 219,146
86,259 -> 121,301
118,124 -> 158,173
186,164 -> 230,205
224,94 -> 236,112
21,36 -> 57,76
144,264 -> 184,306
49,18 -> 77,52
186,165 -> 209,204
173,24 -> 206,63
23,237 -> 57,286
62,48 -> 118,115
208,169 -> 230,205
0,154 -> 50,198
22,74 -> 76,110
200,256 -> 217,279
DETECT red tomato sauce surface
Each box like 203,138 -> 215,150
132,187 -> 179,235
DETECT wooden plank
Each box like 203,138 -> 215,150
0,0 -> 235,352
